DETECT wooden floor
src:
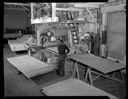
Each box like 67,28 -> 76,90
3,44 -> 126,98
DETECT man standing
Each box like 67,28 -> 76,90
76,39 -> 88,54
27,35 -> 35,56
57,39 -> 70,76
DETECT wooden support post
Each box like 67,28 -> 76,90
92,75 -> 100,81
75,62 -> 80,80
72,62 -> 76,78
84,67 -> 93,85
88,68 -> 93,86
30,3 -> 34,22
120,70 -> 124,81
72,61 -> 80,79
84,68 -> 89,82
112,72 -> 116,78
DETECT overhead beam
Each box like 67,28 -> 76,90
4,5 -> 30,11
4,2 -> 30,6
100,0 -> 126,7
74,3 -> 105,8
101,3 -> 126,12
55,7 -> 84,11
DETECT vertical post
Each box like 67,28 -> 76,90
84,68 -> 89,82
52,3 -> 56,22
88,68 -> 93,86
31,3 -> 34,23
68,30 -> 73,48
96,8 -> 100,56
120,70 -> 124,81
100,12 -> 107,58
79,10 -> 83,18
28,46 -> 31,56
72,61 -> 76,78
37,29 -> 41,46
34,24 -> 37,38
75,62 -> 80,79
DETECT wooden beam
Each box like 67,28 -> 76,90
21,5 -> 30,11
85,7 -> 97,25
74,3 -> 104,8
23,10 -> 30,18
31,3 -> 34,21
101,3 -> 126,12
55,7 -> 84,11
4,5 -> 30,11
100,0 -> 126,7
52,3 -> 56,21
4,2 -> 30,6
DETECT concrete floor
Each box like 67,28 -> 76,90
3,44 -> 126,98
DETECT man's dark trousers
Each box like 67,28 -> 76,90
57,54 -> 67,76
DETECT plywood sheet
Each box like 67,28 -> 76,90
7,55 -> 54,78
8,40 -> 28,51
69,54 -> 125,74
8,35 -> 31,51
42,78 -> 118,99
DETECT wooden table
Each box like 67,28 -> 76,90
67,53 -> 125,86
42,78 -> 118,98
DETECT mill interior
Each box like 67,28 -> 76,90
3,1 -> 126,99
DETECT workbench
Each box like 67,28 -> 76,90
67,53 -> 125,85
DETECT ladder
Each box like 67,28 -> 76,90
66,11 -> 79,47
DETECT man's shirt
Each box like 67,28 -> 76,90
28,36 -> 35,44
58,44 -> 70,54
77,43 -> 88,54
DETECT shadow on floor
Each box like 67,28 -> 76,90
31,71 -> 61,85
